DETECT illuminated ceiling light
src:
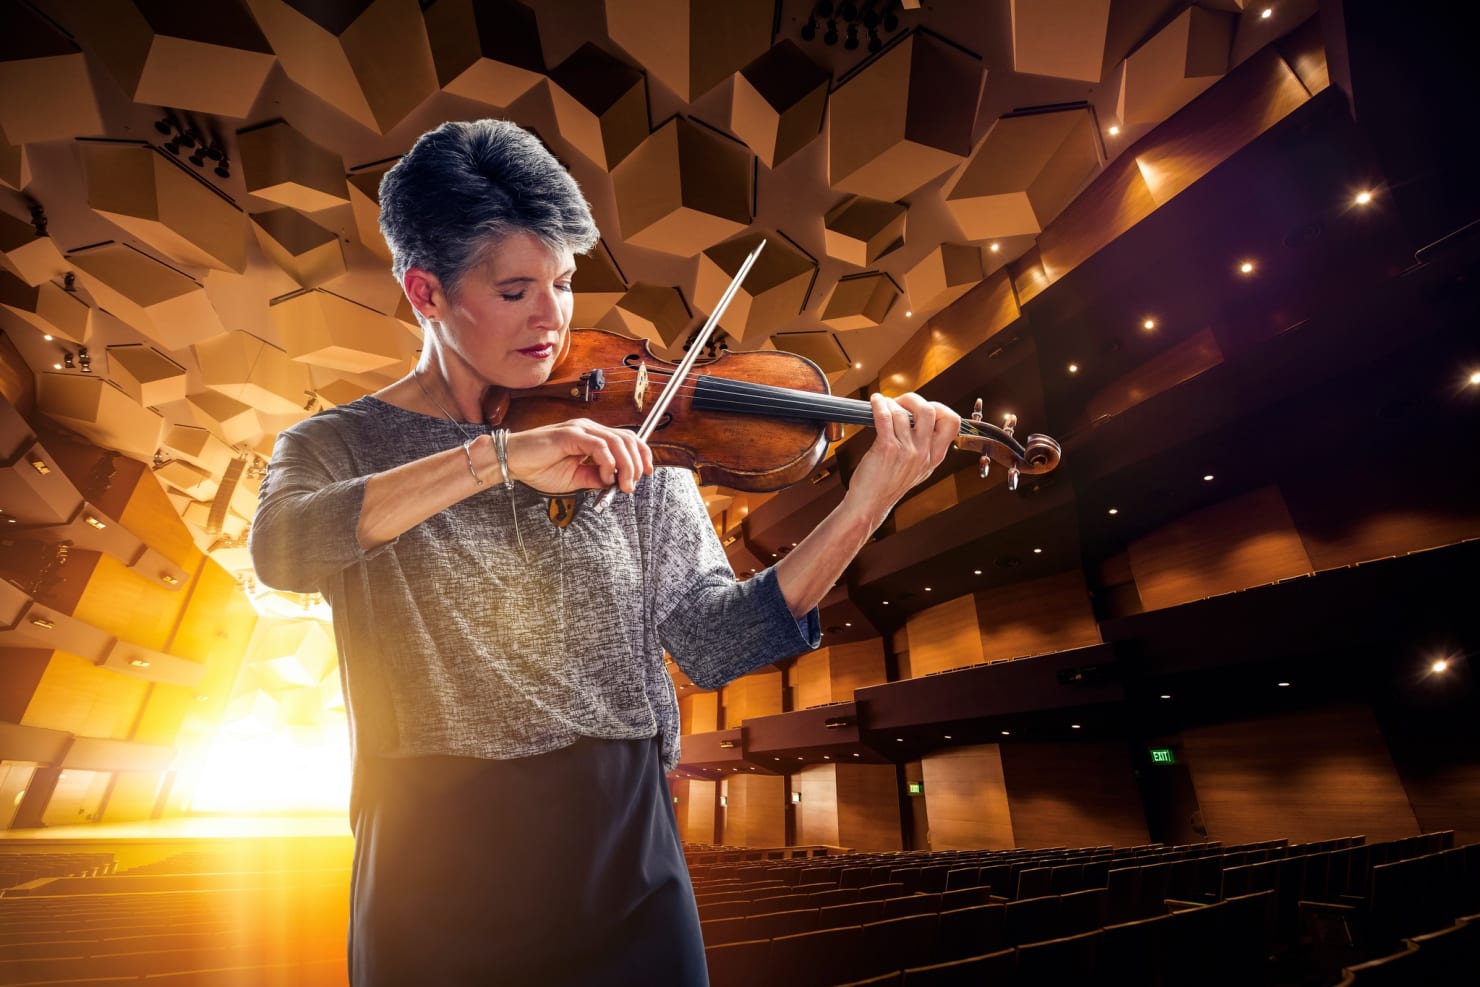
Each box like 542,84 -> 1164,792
1068,363 -> 1079,373
1071,724 -> 1081,729
1143,319 -> 1157,331
1000,730 -> 1010,736
852,753 -> 860,757
823,755 -> 830,759
905,310 -> 913,317
1354,190 -> 1373,206
854,362 -> 862,369
1032,548 -> 1042,554
43,333 -> 53,341
924,586 -> 932,592
973,569 -> 982,575
896,738 -> 903,742
944,735 -> 952,740
1107,507 -> 1119,515
1260,7 -> 1273,19
844,622 -> 852,627
1277,682 -> 1291,687
161,574 -> 179,585
1467,371 -> 1480,386
1431,659 -> 1449,673
29,458 -> 50,475
1107,125 -> 1120,137
129,658 -> 152,668
882,600 -> 889,605
1203,474 -> 1215,481
31,617 -> 54,630
195,694 -> 209,702
84,515 -> 107,530
1239,261 -> 1256,275
53,362 -> 63,370
989,242 -> 1001,253
1160,694 -> 1172,699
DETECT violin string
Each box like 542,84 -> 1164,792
562,370 -> 1008,442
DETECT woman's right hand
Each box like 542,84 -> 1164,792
503,418 -> 654,494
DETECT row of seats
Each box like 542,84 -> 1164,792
0,850 -> 115,891
706,889 -> 1275,987
1334,914 -> 1480,986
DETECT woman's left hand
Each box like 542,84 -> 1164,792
846,393 -> 961,524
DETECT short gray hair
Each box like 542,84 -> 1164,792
378,119 -> 599,300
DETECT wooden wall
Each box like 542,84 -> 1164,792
793,637 -> 888,710
919,745 -> 1015,850
1180,705 -> 1422,845
722,772 -> 785,847
673,777 -> 717,845
905,594 -> 983,677
679,690 -> 718,735
1000,742 -> 1150,849
795,764 -> 839,847
836,762 -> 903,851
974,570 -> 1101,662
720,667 -> 782,727
1128,485 -> 1314,611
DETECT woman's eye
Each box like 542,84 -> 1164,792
499,291 -> 526,302
556,282 -> 573,293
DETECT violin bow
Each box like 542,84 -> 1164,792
591,239 -> 767,511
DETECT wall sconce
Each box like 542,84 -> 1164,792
84,514 -> 107,530
129,658 -> 152,668
77,346 -> 91,373
29,458 -> 50,475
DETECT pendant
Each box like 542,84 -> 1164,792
547,495 -> 579,528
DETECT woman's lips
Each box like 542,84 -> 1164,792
518,343 -> 555,358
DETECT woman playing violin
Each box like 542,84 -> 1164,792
249,118 -> 960,986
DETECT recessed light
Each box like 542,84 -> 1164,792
852,753 -> 860,757
1142,319 -> 1156,330
1431,659 -> 1449,673
1032,548 -> 1042,554
1160,694 -> 1172,699
1107,507 -> 1119,515
1107,125 -> 1120,137
1467,371 -> 1479,386
973,569 -> 982,575
1068,363 -> 1079,373
1260,7 -> 1273,19
84,515 -> 107,530
882,600 -> 889,605
944,735 -> 952,740
1277,682 -> 1291,687
43,334 -> 53,341
896,738 -> 903,742
854,362 -> 863,369
1354,190 -> 1373,206
129,659 -> 152,668
1203,474 -> 1215,481
1000,730 -> 1010,736
1239,261 -> 1255,275
905,310 -> 913,317
1071,724 -> 1081,730
844,622 -> 852,627
989,242 -> 1001,253
924,586 -> 932,592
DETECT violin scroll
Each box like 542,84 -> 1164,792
956,397 -> 1062,492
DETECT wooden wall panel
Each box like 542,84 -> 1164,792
836,762 -> 903,851
73,554 -> 189,653
117,464 -> 202,570
22,651 -> 147,739
129,684 -> 192,746
1181,705 -> 1421,845
1084,327 -> 1224,425
828,638 -> 888,700
920,744 -> 1015,849
905,594 -> 982,678
893,472 -> 960,532
793,648 -> 831,712
796,764 -> 839,847
720,667 -> 782,727
723,772 -> 785,848
679,690 -> 718,735
1000,742 -> 1150,849
0,648 -> 52,722
975,570 -> 1102,662
1128,485 -> 1314,611
1394,759 -> 1480,848
41,768 -> 109,827
103,770 -> 162,822
674,777 -> 717,845
878,272 -> 1019,398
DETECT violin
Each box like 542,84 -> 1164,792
482,327 -> 1061,494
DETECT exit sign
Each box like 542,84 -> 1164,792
908,782 -> 923,795
1149,748 -> 1177,764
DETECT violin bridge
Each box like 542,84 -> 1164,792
634,362 -> 649,411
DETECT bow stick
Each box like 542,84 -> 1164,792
592,239 -> 767,511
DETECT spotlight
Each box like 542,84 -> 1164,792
868,28 -> 882,52
162,137 -> 182,156
1431,659 -> 1449,674
62,351 -> 75,369
77,346 -> 91,373
215,156 -> 232,180
823,19 -> 838,44
189,147 -> 208,167
154,117 -> 173,136
845,24 -> 859,50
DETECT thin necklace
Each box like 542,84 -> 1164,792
412,367 -> 477,443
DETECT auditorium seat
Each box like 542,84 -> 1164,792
1406,920 -> 1479,987
1334,942 -> 1422,985
1015,928 -> 1101,981
770,924 -> 865,987
745,907 -> 818,939
934,902 -> 1005,962
819,900 -> 885,928
705,937 -> 773,987
881,893 -> 940,919
1002,894 -> 1060,946
898,948 -> 1014,986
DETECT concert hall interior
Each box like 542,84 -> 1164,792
0,0 -> 1476,985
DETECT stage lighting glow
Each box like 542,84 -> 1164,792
184,717 -> 350,813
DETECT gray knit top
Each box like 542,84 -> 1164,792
249,397 -> 819,771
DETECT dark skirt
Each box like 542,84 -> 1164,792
348,737 -> 708,986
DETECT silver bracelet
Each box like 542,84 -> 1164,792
492,429 -> 514,490
461,437 -> 483,487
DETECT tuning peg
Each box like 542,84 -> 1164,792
979,455 -> 990,479
1002,413 -> 1017,436
971,398 -> 984,422
1008,467 -> 1020,491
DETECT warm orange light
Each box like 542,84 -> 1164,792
1260,7 -> 1273,19
1142,318 -> 1156,330
989,242 -> 1001,253
1107,125 -> 1121,137
1068,363 -> 1079,373
1467,371 -> 1480,386
1354,190 -> 1373,206
1107,507 -> 1119,515
904,310 -> 913,317
1431,659 -> 1450,673
1239,261 -> 1256,275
